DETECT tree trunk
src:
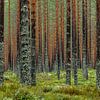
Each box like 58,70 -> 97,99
44,0 -> 49,72
38,0 -> 43,72
82,0 -> 88,80
87,0 -> 91,67
20,0 -> 32,85
96,0 -> 100,89
0,0 -> 4,84
56,0 -> 60,80
30,0 -> 36,86
66,0 -> 71,85
72,0 -> 78,85
77,0 -> 82,68
0,0 -> 4,42
61,0 -> 65,69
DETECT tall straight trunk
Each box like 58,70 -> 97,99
16,0 -> 20,75
47,0 -> 50,72
76,0 -> 80,67
20,0 -> 32,85
11,0 -> 18,72
0,0 -> 4,84
72,0 -> 78,85
96,0 -> 100,89
47,6 -> 51,71
11,19 -> 17,72
77,0 -> 82,68
61,0 -> 65,68
35,0 -> 39,71
44,0 -> 49,72
38,0 -> 43,72
82,0 -> 88,79
4,0 -> 9,70
0,0 -> 4,42
30,0 -> 36,85
87,0 -> 91,67
56,0 -> 60,80
93,31 -> 97,68
53,10 -> 57,71
8,0 -> 12,70
16,0 -> 20,56
66,0 -> 71,85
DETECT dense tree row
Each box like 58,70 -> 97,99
0,0 -> 100,89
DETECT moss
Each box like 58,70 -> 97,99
0,69 -> 99,99
43,86 -> 52,93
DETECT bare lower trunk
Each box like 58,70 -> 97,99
96,0 -> 100,89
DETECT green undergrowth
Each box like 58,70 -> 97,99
0,69 -> 100,100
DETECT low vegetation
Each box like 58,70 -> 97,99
0,69 -> 100,100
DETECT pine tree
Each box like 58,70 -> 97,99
96,0 -> 100,89
77,0 -> 82,68
30,0 -> 36,85
56,0 -> 60,80
4,0 -> 9,70
35,0 -> 39,72
0,0 -> 4,42
16,0 -> 20,75
72,0 -> 78,85
66,0 -> 71,85
87,0 -> 91,67
43,0 -> 49,72
82,0 -> 88,80
60,0 -> 65,69
0,0 -> 4,84
19,0 -> 32,85
38,0 -> 43,72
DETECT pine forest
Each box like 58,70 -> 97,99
0,0 -> 100,99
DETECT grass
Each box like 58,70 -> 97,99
0,69 -> 100,100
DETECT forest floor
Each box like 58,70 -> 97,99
0,69 -> 100,100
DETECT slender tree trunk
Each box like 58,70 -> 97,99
38,0 -> 43,72
82,0 -> 88,79
0,0 -> 4,84
56,0 -> 60,80
35,0 -> 39,72
44,0 -> 49,72
66,0 -> 71,85
30,0 -> 36,85
61,0 -> 65,69
17,0 -> 20,52
8,0 -> 12,70
16,0 -> 20,75
77,0 -> 82,68
87,0 -> 91,67
96,0 -> 100,89
0,0 -> 4,42
72,0 -> 78,85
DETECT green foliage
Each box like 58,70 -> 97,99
14,89 -> 40,100
96,61 -> 100,89
0,69 -> 99,100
